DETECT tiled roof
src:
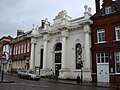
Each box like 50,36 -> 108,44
91,0 -> 120,19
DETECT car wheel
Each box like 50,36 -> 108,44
28,76 -> 31,80
18,74 -> 21,78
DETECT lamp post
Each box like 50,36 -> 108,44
79,60 -> 83,84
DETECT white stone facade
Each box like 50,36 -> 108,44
30,5 -> 93,81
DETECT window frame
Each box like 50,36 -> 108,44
24,43 -> 26,53
18,45 -> 20,54
115,26 -> 120,41
115,52 -> 120,74
97,29 -> 106,43
16,46 -> 18,55
105,6 -> 112,15
10,47 -> 12,55
13,47 -> 16,55
54,43 -> 62,63
21,44 -> 23,54
96,52 -> 109,64
76,43 -> 82,69
27,42 -> 30,52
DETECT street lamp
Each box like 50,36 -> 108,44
76,43 -> 83,83
79,60 -> 83,84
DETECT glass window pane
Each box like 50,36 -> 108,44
105,6 -> 111,15
55,53 -> 61,63
116,63 -> 120,73
101,57 -> 104,63
97,29 -> 105,43
55,43 -> 62,51
115,52 -> 120,73
76,43 -> 82,69
96,52 -> 109,63
97,57 -> 100,63
115,26 -> 120,40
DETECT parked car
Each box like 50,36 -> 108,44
17,69 -> 40,80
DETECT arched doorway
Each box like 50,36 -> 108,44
54,43 -> 62,76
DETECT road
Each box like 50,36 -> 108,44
0,74 -> 115,90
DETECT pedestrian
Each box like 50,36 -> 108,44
52,73 -> 55,80
49,69 -> 53,80
77,74 -> 80,84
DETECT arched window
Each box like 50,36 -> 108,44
55,43 -> 62,51
76,43 -> 82,69
54,43 -> 62,76
55,43 -> 62,63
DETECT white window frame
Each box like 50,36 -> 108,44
16,46 -> 18,55
96,52 -> 109,64
105,6 -> 112,15
21,44 -> 23,54
10,47 -> 12,55
115,26 -> 120,41
115,52 -> 120,74
13,47 -> 15,55
24,43 -> 26,53
97,29 -> 105,43
27,42 -> 30,52
18,45 -> 20,54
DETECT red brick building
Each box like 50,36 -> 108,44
9,30 -> 31,72
91,0 -> 120,83
0,36 -> 13,70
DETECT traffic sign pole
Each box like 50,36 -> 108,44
1,63 -> 4,82
1,52 -> 6,82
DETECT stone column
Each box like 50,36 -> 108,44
43,34 -> 49,69
30,40 -> 36,69
61,35 -> 66,69
61,29 -> 68,69
84,24 -> 91,69
43,40 -> 47,69
59,29 -> 71,79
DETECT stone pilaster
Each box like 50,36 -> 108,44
30,38 -> 36,69
84,24 -> 91,69
83,23 -> 92,81
43,34 -> 49,69
59,28 -> 71,79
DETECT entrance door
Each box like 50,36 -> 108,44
55,64 -> 61,76
97,64 -> 109,82
54,43 -> 62,76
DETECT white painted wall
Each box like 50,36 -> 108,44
31,6 -> 93,81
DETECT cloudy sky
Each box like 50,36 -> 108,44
0,0 -> 95,38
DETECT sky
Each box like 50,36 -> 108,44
0,0 -> 96,38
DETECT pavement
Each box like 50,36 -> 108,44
42,78 -> 120,89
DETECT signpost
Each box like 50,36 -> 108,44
1,52 -> 6,82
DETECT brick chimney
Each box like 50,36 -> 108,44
103,0 -> 112,4
17,29 -> 24,36
95,0 -> 100,13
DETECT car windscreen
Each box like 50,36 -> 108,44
29,70 -> 36,74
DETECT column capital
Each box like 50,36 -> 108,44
31,38 -> 36,44
43,34 -> 50,41
83,24 -> 91,34
61,29 -> 69,38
